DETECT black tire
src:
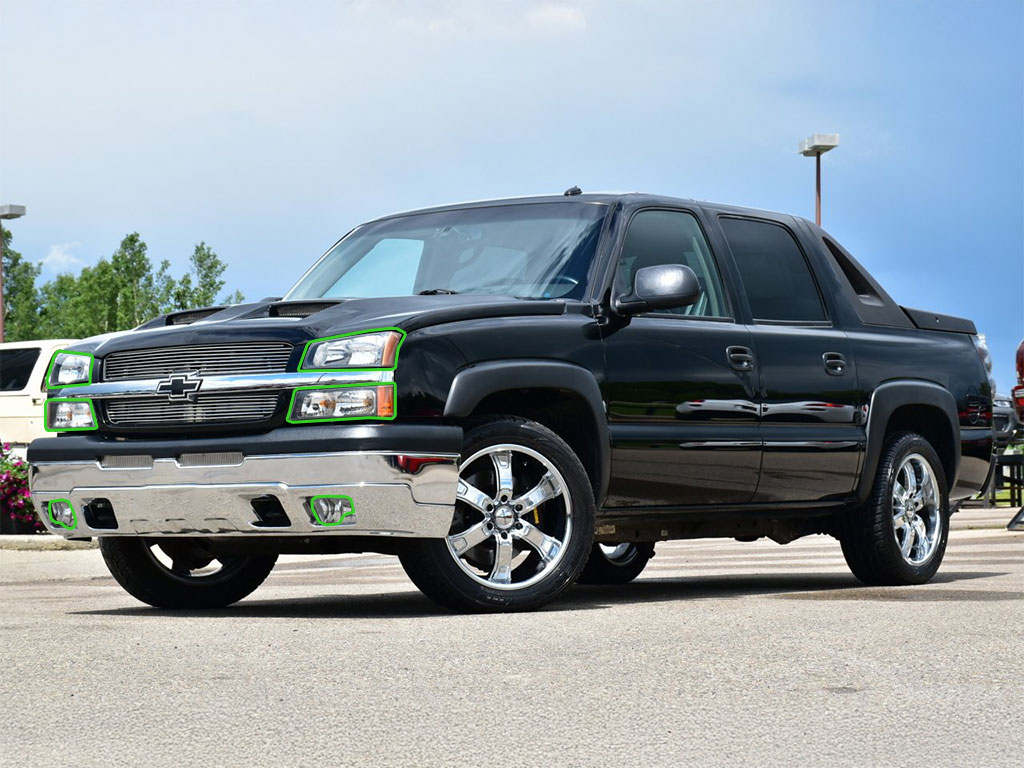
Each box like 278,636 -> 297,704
578,542 -> 655,585
399,416 -> 596,612
839,431 -> 950,586
100,537 -> 277,609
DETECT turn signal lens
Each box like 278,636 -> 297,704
45,399 -> 97,431
288,385 -> 396,422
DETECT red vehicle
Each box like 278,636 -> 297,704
1014,339 -> 1024,421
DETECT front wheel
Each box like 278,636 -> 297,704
100,537 -> 277,608
399,416 -> 596,612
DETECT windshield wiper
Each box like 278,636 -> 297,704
418,288 -> 459,295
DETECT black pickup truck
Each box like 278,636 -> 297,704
29,192 -> 995,612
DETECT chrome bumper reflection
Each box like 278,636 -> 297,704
30,451 -> 458,538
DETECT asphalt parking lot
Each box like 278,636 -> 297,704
1,507 -> 1021,768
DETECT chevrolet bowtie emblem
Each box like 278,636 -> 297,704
156,371 -> 203,401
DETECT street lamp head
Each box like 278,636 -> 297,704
0,204 -> 27,220
798,134 -> 839,157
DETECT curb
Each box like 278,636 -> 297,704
0,535 -> 97,551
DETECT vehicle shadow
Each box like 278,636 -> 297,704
563,569 -> 1011,608
71,569 -> 1008,619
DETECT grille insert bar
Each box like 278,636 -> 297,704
105,392 -> 281,426
102,342 -> 293,381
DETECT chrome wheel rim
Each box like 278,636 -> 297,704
891,453 -> 941,566
145,540 -> 244,583
447,443 -> 572,591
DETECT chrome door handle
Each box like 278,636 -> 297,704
823,352 -> 847,376
727,346 -> 754,372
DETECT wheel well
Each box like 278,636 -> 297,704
469,388 -> 602,501
885,404 -> 956,486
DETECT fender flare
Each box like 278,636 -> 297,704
443,360 -> 610,504
857,380 -> 960,503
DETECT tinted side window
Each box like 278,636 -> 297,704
720,217 -> 826,322
616,210 -> 728,318
0,348 -> 41,392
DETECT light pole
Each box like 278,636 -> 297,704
0,204 -> 27,343
798,134 -> 839,226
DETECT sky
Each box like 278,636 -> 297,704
1,0 -> 1022,390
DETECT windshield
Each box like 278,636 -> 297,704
285,203 -> 607,301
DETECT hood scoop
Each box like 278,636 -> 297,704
165,306 -> 228,326
268,299 -> 343,318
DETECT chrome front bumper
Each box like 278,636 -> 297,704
30,450 -> 459,538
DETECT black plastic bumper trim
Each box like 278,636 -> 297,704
27,423 -> 464,463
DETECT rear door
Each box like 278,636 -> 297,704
716,215 -> 862,503
601,208 -> 761,508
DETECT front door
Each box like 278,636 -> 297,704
601,208 -> 761,508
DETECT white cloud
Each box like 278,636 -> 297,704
40,242 -> 84,273
526,2 -> 586,31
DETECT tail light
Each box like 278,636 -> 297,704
972,334 -> 997,399
1013,385 -> 1024,421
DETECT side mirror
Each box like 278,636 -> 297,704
614,264 -> 701,316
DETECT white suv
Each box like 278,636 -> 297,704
0,340 -> 76,457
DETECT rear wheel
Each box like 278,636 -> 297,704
399,416 -> 595,612
100,537 -> 277,608
839,431 -> 949,586
578,542 -> 655,584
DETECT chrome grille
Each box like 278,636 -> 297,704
102,342 -> 293,381
105,392 -> 281,426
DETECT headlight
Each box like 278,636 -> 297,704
301,329 -> 404,370
45,399 -> 97,431
47,351 -> 94,388
995,399 -> 1012,409
288,385 -> 395,423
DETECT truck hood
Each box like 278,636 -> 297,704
68,295 -> 568,356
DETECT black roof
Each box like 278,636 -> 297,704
368,192 -> 812,227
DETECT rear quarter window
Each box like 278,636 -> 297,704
720,217 -> 826,323
0,348 -> 42,392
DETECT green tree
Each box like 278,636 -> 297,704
1,229 -> 41,342
187,241 -> 226,307
153,260 -> 178,313
168,242 -> 235,309
110,233 -> 158,328
222,289 -> 246,305
27,233 -> 245,340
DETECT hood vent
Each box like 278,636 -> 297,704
166,307 -> 226,326
269,300 -> 341,318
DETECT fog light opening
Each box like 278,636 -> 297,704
47,499 -> 78,530
308,495 -> 355,527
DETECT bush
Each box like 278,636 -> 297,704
1,442 -> 43,532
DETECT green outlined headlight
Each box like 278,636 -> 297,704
300,329 -> 405,371
47,351 -> 94,388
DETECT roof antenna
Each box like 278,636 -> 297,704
563,185 -> 582,196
